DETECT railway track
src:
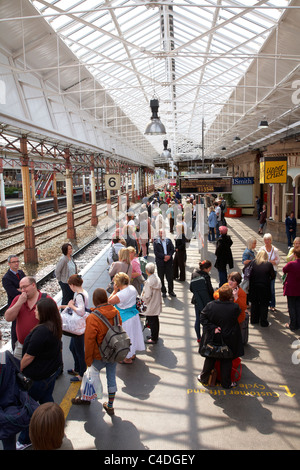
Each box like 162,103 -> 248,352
0,195 -> 125,264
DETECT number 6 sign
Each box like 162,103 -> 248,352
105,174 -> 121,190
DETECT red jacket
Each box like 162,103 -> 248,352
283,259 -> 300,296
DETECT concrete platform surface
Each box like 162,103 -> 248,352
50,215 -> 300,452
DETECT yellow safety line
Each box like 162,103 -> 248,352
60,382 -> 81,419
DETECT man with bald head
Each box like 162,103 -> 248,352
5,276 -> 52,359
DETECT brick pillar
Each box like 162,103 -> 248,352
65,149 -> 76,240
20,137 -> 38,264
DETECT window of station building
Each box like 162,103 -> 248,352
283,175 -> 294,221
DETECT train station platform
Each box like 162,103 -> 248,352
1,213 -> 300,453
47,214 -> 300,452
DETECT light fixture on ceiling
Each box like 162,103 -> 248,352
233,136 -> 241,143
144,98 -> 166,135
221,146 -> 226,151
161,140 -> 171,159
258,118 -> 269,128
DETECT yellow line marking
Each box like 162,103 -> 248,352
60,382 -> 81,419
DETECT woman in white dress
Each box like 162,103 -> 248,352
108,272 -> 145,363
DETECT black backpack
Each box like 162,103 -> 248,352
92,309 -> 131,363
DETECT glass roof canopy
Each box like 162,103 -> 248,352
31,0 -> 291,162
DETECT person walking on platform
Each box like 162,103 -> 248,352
242,237 -> 257,267
208,206 -> 217,242
258,204 -> 267,234
173,224 -> 187,282
108,272 -> 145,364
214,226 -> 233,287
55,243 -> 77,305
248,250 -> 276,327
287,237 -> 300,262
2,254 -> 26,351
60,274 -> 89,382
214,272 -> 248,343
141,263 -> 162,344
198,285 -> 244,389
5,276 -> 52,359
259,233 -> 280,312
74,288 -> 122,415
108,247 -> 133,284
128,246 -> 144,295
190,260 -> 214,342
15,297 -> 63,449
153,229 -> 176,298
214,201 -> 222,238
282,247 -> 300,331
285,211 -> 297,248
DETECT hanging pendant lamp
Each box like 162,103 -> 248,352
258,119 -> 269,128
144,98 -> 166,135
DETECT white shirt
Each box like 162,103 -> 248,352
117,285 -> 137,309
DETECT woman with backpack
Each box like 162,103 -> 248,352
72,288 -> 121,416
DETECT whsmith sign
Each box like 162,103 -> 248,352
259,156 -> 288,184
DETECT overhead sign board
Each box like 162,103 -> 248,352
105,174 -> 121,190
259,157 -> 288,184
179,177 -> 232,194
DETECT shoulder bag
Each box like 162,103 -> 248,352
200,335 -> 233,359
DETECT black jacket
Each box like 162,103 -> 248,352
200,300 -> 244,359
153,237 -> 175,267
190,270 -> 214,308
214,235 -> 233,271
248,261 -> 276,303
2,269 -> 26,306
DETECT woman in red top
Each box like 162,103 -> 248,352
283,247 -> 300,331
214,272 -> 247,324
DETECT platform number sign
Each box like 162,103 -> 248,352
105,174 -> 121,190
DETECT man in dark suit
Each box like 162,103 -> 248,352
153,229 -> 176,298
2,255 -> 26,350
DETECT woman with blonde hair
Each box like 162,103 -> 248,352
248,250 -> 276,327
108,247 -> 133,280
259,233 -> 280,312
108,272 -> 144,363
287,237 -> 300,262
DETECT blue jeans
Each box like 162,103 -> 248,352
194,306 -> 201,341
269,278 -> 276,308
70,335 -> 86,377
92,359 -> 117,393
218,270 -> 227,287
208,227 -> 215,242
18,366 -> 62,445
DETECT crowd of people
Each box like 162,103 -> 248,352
1,185 -> 299,450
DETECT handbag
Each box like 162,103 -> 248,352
80,366 -> 103,401
200,335 -> 233,359
136,296 -> 147,313
6,351 -> 33,391
61,307 -> 88,336
106,280 -> 114,294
